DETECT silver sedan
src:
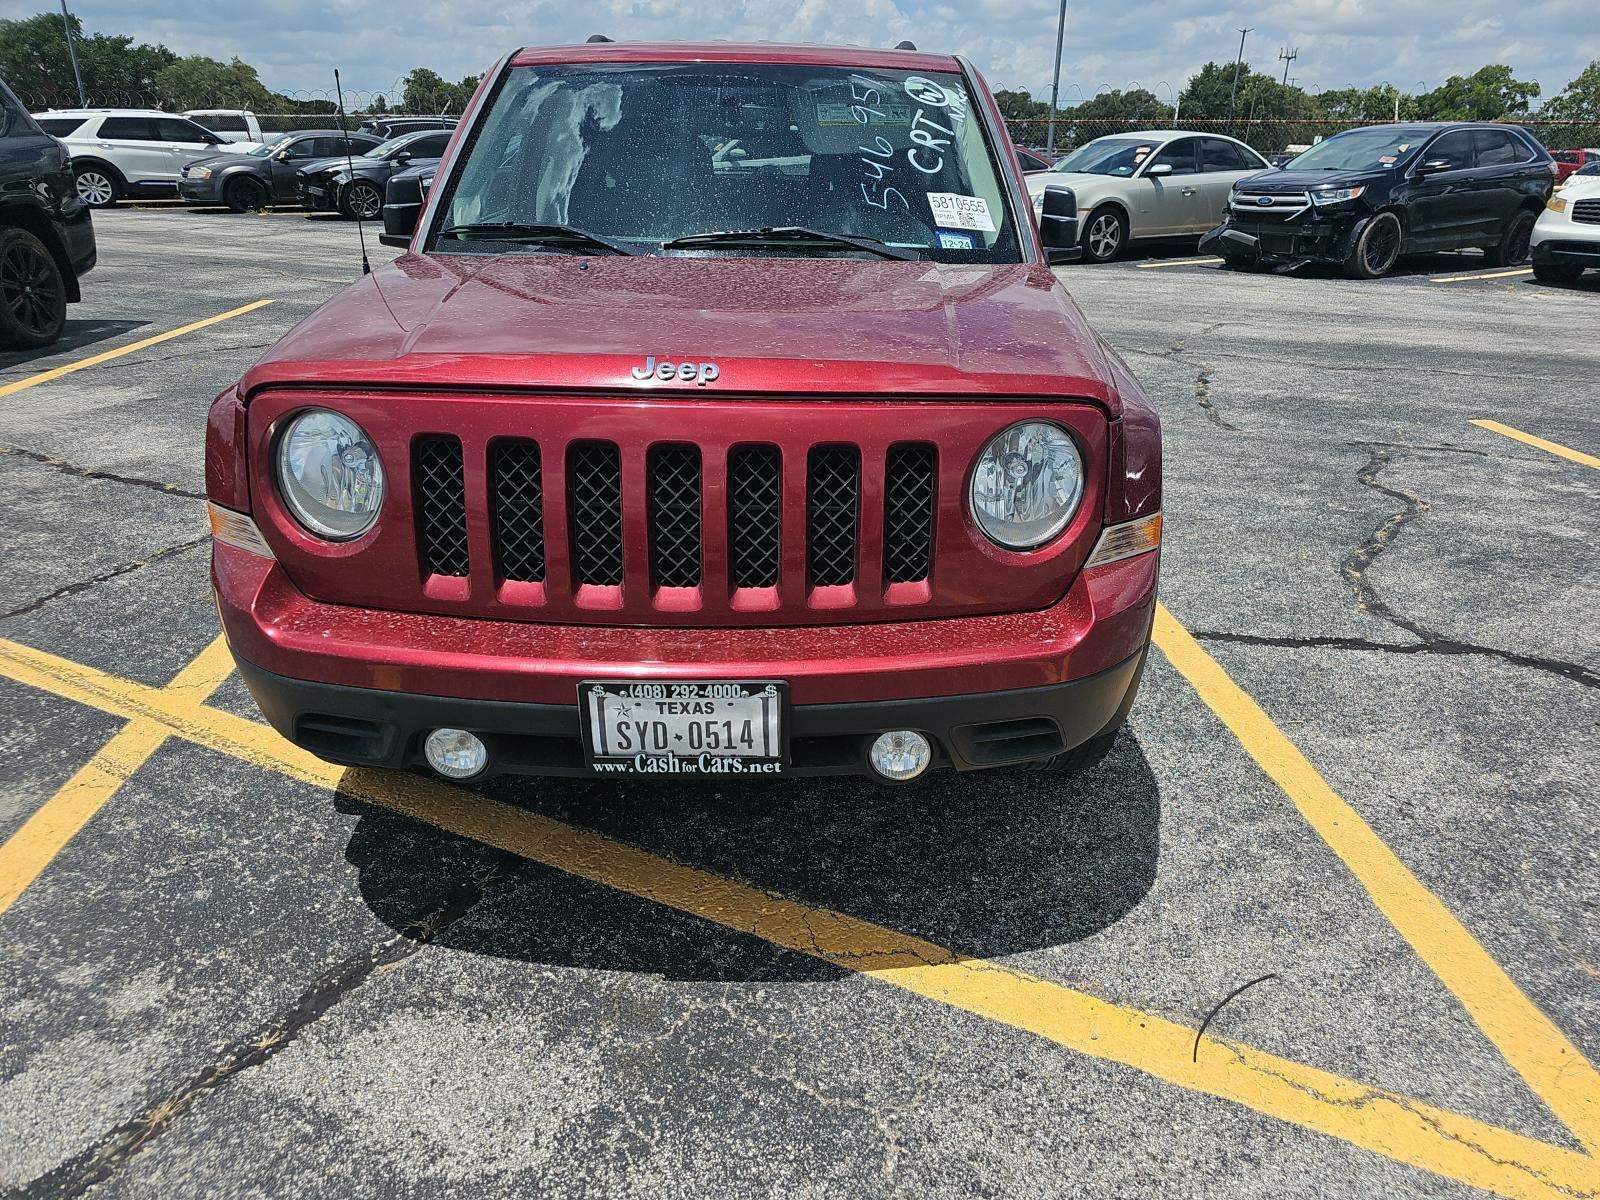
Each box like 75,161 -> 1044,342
1028,130 -> 1271,263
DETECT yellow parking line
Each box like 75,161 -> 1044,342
0,631 -> 1596,1198
1152,604 -> 1600,1156
0,300 -> 274,399
0,637 -> 233,916
1430,267 -> 1534,284
1137,256 -> 1224,269
1471,419 -> 1600,469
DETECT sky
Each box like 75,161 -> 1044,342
7,0 -> 1597,107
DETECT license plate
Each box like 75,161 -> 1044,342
580,681 -> 785,776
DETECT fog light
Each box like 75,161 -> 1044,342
424,728 -> 487,779
869,730 -> 932,781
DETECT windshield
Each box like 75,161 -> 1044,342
368,133 -> 421,159
1049,138 -> 1160,177
1286,129 -> 1422,171
248,135 -> 292,158
434,62 -> 1021,261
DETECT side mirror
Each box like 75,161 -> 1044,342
1038,184 -> 1081,264
394,150 -> 412,165
1417,158 -> 1455,175
1146,162 -> 1173,178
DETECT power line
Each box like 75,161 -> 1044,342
1278,46 -> 1299,86
1227,28 -> 1252,123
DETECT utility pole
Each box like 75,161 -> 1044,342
1227,27 -> 1251,123
1046,0 -> 1068,152
58,0 -> 87,108
1278,46 -> 1298,86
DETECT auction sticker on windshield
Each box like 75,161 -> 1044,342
928,192 -> 995,232
580,681 -> 787,775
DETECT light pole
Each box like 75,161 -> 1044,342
58,0 -> 86,108
1227,27 -> 1252,123
1046,0 -> 1068,152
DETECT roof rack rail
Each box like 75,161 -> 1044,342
586,33 -> 613,43
894,40 -> 917,50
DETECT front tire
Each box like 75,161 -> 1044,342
224,175 -> 269,213
74,164 -> 120,209
1342,211 -> 1402,279
340,180 -> 382,221
0,227 -> 68,350
1080,205 -> 1128,263
1484,210 -> 1535,267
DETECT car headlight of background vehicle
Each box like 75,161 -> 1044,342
1311,185 -> 1365,206
1547,195 -> 1567,212
187,165 -> 212,180
275,409 -> 384,540
969,421 -> 1084,549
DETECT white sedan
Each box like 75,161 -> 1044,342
1029,130 -> 1271,263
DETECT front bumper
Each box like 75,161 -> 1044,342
179,177 -> 222,203
1200,212 -> 1361,265
212,540 -> 1159,778
299,180 -> 339,211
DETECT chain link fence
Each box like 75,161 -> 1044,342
1003,117 -> 1600,156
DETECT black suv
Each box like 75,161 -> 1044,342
1201,122 -> 1556,278
0,77 -> 95,348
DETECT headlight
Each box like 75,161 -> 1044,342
275,409 -> 384,539
1311,185 -> 1365,206
1547,195 -> 1567,212
968,421 -> 1084,550
188,165 -> 212,180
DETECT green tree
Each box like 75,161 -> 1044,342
1316,83 -> 1403,122
1414,65 -> 1539,120
1543,59 -> 1600,120
401,68 -> 480,114
0,11 -> 175,108
153,55 -> 274,110
992,89 -> 1047,123
1071,87 -> 1169,126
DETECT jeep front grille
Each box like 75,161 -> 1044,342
567,442 -> 624,587
728,445 -> 781,589
807,445 -> 860,587
490,440 -> 545,583
884,444 -> 936,584
414,436 -> 469,577
648,444 -> 702,588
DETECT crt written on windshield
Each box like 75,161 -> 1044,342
437,63 -> 1023,262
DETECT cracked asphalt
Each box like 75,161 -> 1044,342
0,207 -> 1596,1199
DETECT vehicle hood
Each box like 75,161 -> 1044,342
1026,171 -> 1134,198
242,254 -> 1122,412
298,154 -> 381,176
1557,177 -> 1600,199
185,152 -> 257,172
1246,167 -> 1395,191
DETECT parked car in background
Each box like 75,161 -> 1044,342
1027,130 -> 1270,262
183,109 -> 265,144
1202,122 -> 1556,278
1531,174 -> 1600,283
0,78 -> 95,348
298,128 -> 451,219
180,129 -> 382,211
381,159 -> 437,239
1015,147 -> 1054,173
355,116 -> 457,140
1551,148 -> 1600,183
29,109 -> 249,207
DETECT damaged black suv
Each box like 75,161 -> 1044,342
1200,122 -> 1556,278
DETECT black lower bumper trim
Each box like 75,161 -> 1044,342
233,650 -> 1148,780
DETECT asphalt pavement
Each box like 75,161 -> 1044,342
0,204 -> 1595,1200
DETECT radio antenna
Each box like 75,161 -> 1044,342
333,69 -> 371,276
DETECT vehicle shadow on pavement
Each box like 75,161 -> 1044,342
333,732 -> 1161,983
0,319 -> 146,371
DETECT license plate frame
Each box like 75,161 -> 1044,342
579,680 -> 788,776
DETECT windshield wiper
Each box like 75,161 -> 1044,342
439,222 -> 634,256
661,226 -> 919,261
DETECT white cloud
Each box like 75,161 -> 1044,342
36,0 -> 1599,104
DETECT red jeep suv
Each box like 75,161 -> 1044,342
205,39 -> 1162,784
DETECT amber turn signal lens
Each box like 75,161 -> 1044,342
1084,512 -> 1162,568
208,502 -> 276,560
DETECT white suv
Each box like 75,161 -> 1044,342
29,109 -> 248,208
1531,175 -> 1600,284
